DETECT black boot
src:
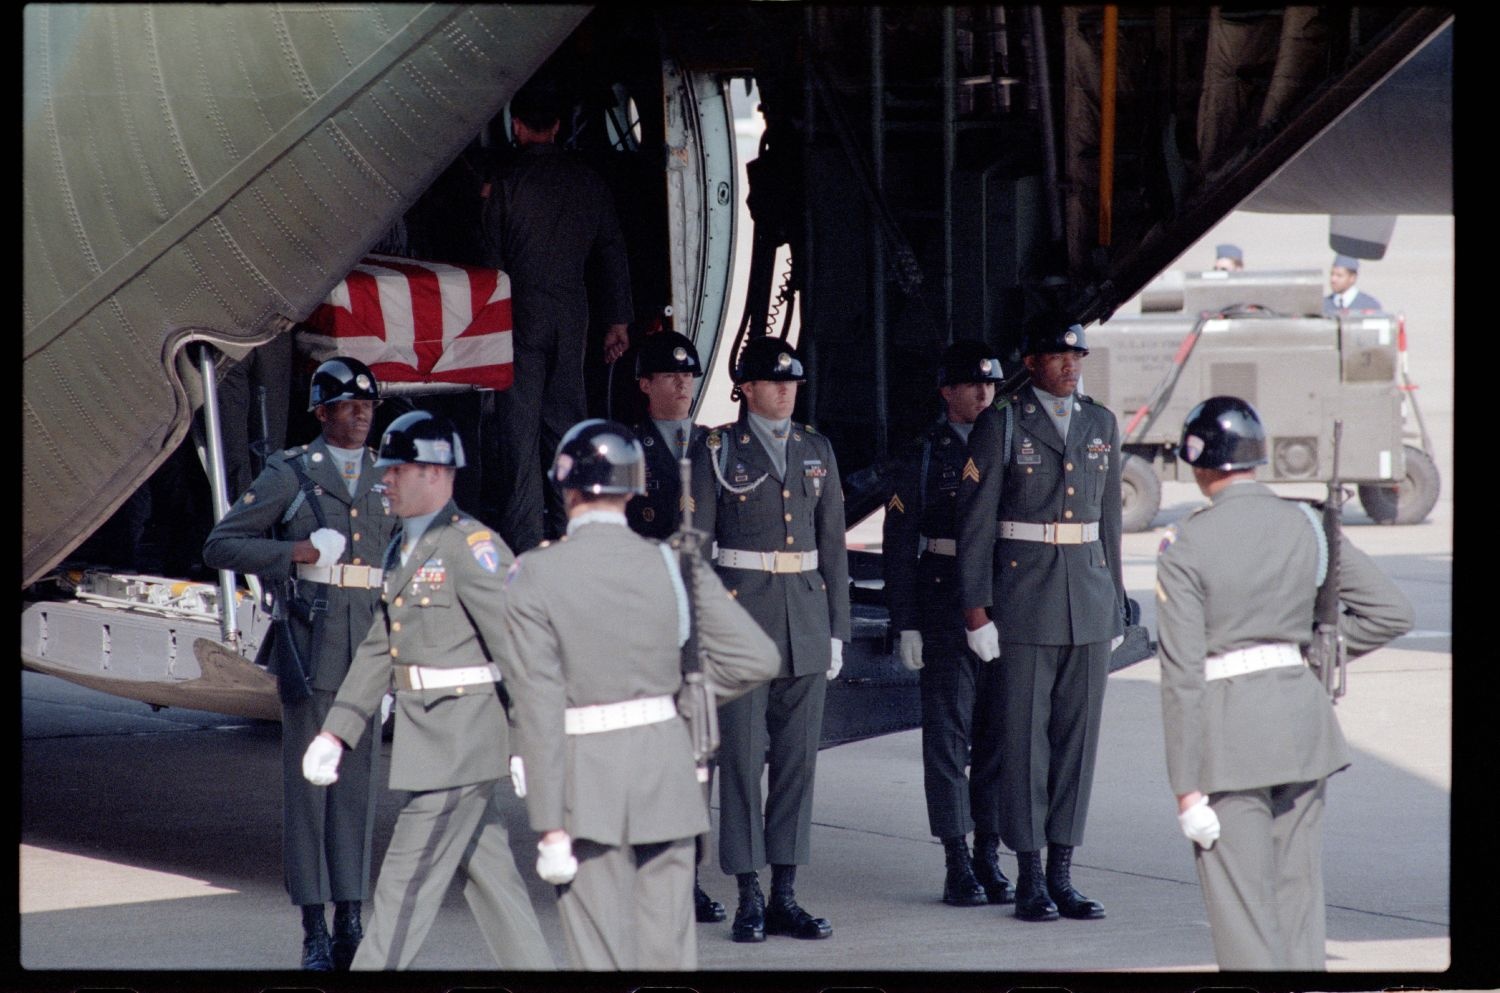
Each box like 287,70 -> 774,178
300,904 -> 334,970
731,872 -> 766,943
764,864 -> 833,939
695,869 -> 726,923
1013,851 -> 1059,922
940,836 -> 988,907
970,833 -> 1014,905
1046,845 -> 1106,920
331,900 -> 363,971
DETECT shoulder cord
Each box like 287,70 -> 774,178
707,433 -> 771,496
1294,501 -> 1330,588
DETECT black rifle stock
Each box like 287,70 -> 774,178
672,456 -> 719,781
1308,421 -> 1347,702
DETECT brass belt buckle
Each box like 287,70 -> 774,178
342,564 -> 371,588
1053,523 -> 1083,544
774,551 -> 798,573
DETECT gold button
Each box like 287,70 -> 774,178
1066,462 -> 1074,471
933,576 -> 942,584
353,557 -> 362,565
785,535 -> 795,545
394,597 -> 404,607
421,596 -> 431,605
740,494 -> 747,502
1066,487 -> 1075,496
729,589 -> 739,599
784,513 -> 792,522
1011,560 -> 1018,567
1064,510 -> 1074,519
392,622 -> 401,632
455,686 -> 465,695
1026,467 -> 1033,475
783,489 -> 791,499
350,509 -> 358,518
353,533 -> 361,541
391,647 -> 399,658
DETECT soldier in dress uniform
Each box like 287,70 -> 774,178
301,410 -> 553,971
1156,397 -> 1412,970
956,316 -> 1125,923
624,330 -> 729,926
627,331 -> 707,542
688,336 -> 851,943
882,341 -> 1013,908
499,420 -> 779,970
202,357 -> 395,970
1322,253 -> 1383,315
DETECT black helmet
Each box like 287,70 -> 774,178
733,336 -> 806,384
308,357 -> 380,411
550,419 -> 646,495
635,332 -> 704,378
1021,316 -> 1089,357
1179,396 -> 1268,470
938,340 -> 1006,386
375,410 -> 466,469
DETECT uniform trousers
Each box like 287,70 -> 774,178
1196,779 -> 1327,971
559,836 -> 696,970
494,310 -> 587,553
971,640 -> 1109,852
279,688 -> 380,905
352,780 -> 553,970
917,625 -> 980,839
717,673 -> 827,874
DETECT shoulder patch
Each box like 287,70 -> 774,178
469,534 -> 501,573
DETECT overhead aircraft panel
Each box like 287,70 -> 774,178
22,4 -> 590,587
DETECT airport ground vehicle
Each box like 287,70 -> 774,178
22,6 -> 1451,727
1084,268 -> 1441,531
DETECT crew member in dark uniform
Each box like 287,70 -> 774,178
627,331 -> 707,541
957,317 -> 1125,923
689,336 -> 850,943
882,341 -> 1012,908
1157,397 -> 1412,969
203,357 -> 395,970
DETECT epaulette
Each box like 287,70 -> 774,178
1077,392 -> 1097,405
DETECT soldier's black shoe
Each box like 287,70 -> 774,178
1046,845 -> 1106,920
941,836 -> 988,907
331,900 -> 363,971
300,905 -> 335,971
971,833 -> 1015,905
731,877 -> 766,943
1013,851 -> 1060,922
764,896 -> 833,939
695,881 -> 727,923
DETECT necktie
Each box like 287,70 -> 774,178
676,426 -> 688,460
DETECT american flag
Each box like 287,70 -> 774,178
302,254 -> 514,391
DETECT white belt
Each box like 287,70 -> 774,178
297,563 -> 385,589
564,694 -> 677,735
1204,643 -> 1305,681
998,520 -> 1100,545
716,548 -> 820,573
394,663 -> 501,691
920,536 -> 957,556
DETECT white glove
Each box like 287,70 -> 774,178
309,528 -> 347,568
302,734 -> 343,786
966,621 -> 1001,662
1110,634 -> 1125,653
1178,796 -> 1221,850
510,755 -> 527,798
898,630 -> 924,671
536,836 -> 578,885
827,638 -> 844,680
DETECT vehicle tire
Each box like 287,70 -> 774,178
1120,453 -> 1162,533
1357,445 -> 1440,525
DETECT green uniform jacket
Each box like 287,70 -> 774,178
688,410 -> 851,675
499,521 -> 779,845
323,501 -> 516,791
1155,481 -> 1413,795
957,387 -> 1125,645
202,438 -> 397,691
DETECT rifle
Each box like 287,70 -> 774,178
251,385 -> 272,477
671,456 -> 719,783
1307,421 -> 1347,702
